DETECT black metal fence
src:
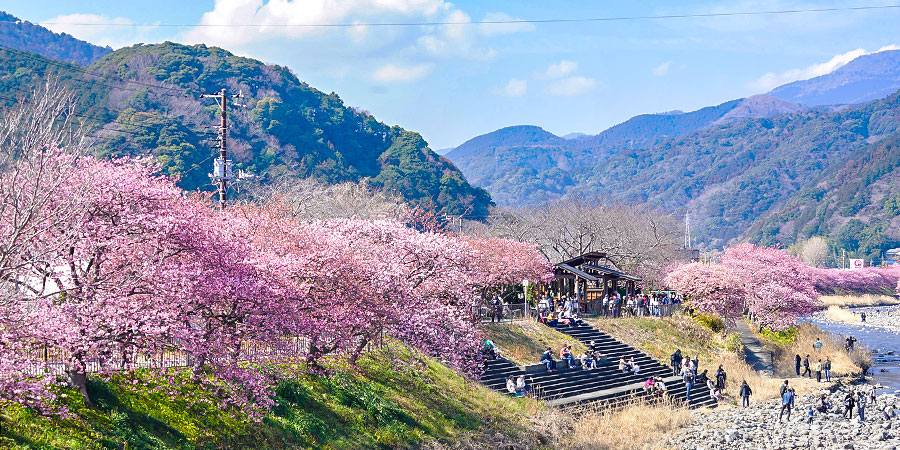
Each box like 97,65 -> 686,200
15,335 -> 385,378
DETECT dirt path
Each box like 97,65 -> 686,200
734,320 -> 775,376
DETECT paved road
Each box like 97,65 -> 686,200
734,319 -> 775,376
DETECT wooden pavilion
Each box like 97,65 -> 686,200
551,252 -> 641,313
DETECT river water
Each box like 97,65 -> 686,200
807,306 -> 900,392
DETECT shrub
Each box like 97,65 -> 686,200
693,312 -> 725,333
760,327 -> 798,346
724,333 -> 744,354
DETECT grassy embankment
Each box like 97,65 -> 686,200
0,344 -> 545,450
482,321 -> 587,366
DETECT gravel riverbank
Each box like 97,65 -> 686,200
812,306 -> 900,335
669,386 -> 900,449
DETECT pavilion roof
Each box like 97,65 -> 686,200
554,263 -> 599,282
581,263 -> 642,282
558,251 -> 607,268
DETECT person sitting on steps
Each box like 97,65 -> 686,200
618,356 -> 628,373
515,375 -> 531,397
480,340 -> 499,360
579,351 -> 595,370
561,345 -> 576,369
540,347 -> 556,372
629,356 -> 640,376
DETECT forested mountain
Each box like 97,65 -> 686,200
445,49 -> 900,251
447,95 -> 806,207
0,42 -> 491,217
749,131 -> 900,259
0,11 -> 111,65
447,89 -> 900,250
769,49 -> 900,106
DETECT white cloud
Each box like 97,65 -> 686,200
372,63 -> 433,82
546,76 -> 597,96
651,61 -> 672,76
184,0 -> 451,46
492,78 -> 527,97
747,45 -> 900,92
478,12 -> 535,36
41,14 -> 157,48
183,0 -> 510,65
537,60 -> 578,80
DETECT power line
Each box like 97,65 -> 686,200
9,4 -> 900,28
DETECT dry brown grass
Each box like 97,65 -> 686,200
824,305 -> 860,323
820,294 -> 900,307
534,398 -> 695,450
770,322 -> 868,380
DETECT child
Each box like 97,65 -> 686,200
807,406 -> 815,424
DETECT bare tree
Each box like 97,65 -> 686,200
0,81 -> 90,305
487,199 -> 685,286
799,236 -> 829,268
241,176 -> 409,221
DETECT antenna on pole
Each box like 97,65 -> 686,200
200,88 -> 244,209
684,213 -> 692,249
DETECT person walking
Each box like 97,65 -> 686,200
801,355 -> 811,378
779,380 -> 790,398
813,337 -> 823,353
823,357 -> 832,382
683,369 -> 695,405
739,380 -> 752,408
779,387 -> 795,422
692,355 -> 699,374
815,359 -> 822,383
857,391 -> 867,422
715,365 -> 727,391
794,354 -> 802,376
844,392 -> 856,419
670,349 -> 682,377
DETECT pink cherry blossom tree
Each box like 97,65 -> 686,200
663,263 -> 744,324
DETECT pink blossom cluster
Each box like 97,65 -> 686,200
0,155 -> 551,414
808,267 -> 900,295
665,244 -> 821,330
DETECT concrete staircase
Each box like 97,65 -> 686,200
480,322 -> 718,411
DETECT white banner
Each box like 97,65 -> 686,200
850,258 -> 864,270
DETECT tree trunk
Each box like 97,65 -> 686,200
67,367 -> 93,408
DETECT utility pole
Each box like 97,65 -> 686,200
201,88 -> 241,209
684,213 -> 692,249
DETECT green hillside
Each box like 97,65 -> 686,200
749,131 -> 900,259
0,42 -> 491,217
0,345 -> 543,449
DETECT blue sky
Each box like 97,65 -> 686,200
5,0 -> 900,149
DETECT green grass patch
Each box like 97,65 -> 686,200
0,344 -> 542,450
483,321 -> 587,366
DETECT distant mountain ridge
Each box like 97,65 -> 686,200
769,49 -> 900,106
0,11 -> 111,65
445,48 -> 900,253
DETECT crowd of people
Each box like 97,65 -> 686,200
777,380 -> 899,423
539,344 -> 612,372
671,350 -> 728,405
535,292 -> 684,319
